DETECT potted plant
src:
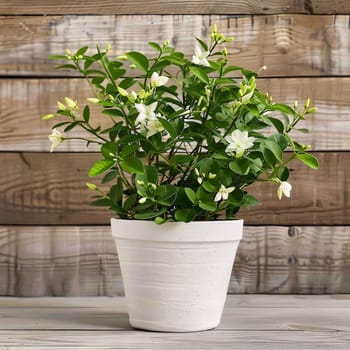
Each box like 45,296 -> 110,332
43,25 -> 318,332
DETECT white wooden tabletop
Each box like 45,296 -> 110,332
0,295 -> 349,349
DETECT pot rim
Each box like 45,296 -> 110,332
110,218 -> 243,242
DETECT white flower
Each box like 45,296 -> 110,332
48,129 -> 63,152
225,130 -> 255,158
214,184 -> 235,202
151,72 -> 169,87
135,102 -> 158,125
192,45 -> 210,67
146,117 -> 165,138
277,181 -> 292,200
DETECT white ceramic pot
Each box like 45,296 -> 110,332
111,218 -> 243,332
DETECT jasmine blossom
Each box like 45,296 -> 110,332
225,130 -> 255,158
192,45 -> 210,67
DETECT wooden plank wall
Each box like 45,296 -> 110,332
0,1 -> 349,295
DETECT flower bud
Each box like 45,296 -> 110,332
305,98 -> 310,109
64,97 -> 78,109
86,183 -> 97,190
149,183 -> 157,190
307,107 -> 318,113
87,97 -> 100,104
57,101 -> 66,111
41,114 -> 55,120
138,197 -> 147,204
117,86 -> 129,97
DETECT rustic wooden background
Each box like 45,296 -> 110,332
0,1 -> 349,296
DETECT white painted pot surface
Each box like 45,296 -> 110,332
111,218 -> 243,332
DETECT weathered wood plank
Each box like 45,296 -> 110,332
1,0 -> 349,15
231,226 -> 350,294
0,295 -> 350,331
0,152 -> 346,225
1,15 -> 350,76
0,296 -> 350,348
1,226 -> 349,296
0,329 -> 349,348
0,226 -> 122,297
1,77 -> 348,151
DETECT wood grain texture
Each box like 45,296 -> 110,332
0,152 -> 346,225
1,226 -> 349,296
1,77 -> 349,151
0,296 -> 349,349
1,0 -> 349,15
0,226 -> 122,297
1,14 -> 350,77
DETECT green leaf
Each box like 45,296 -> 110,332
90,198 -> 112,206
268,103 -> 296,116
64,121 -> 79,132
119,77 -> 137,89
169,154 -> 194,166
158,118 -> 177,139
195,37 -> 208,51
202,180 -> 218,193
245,104 -> 260,117
268,117 -> 284,133
262,148 -> 276,167
55,64 -> 78,70
102,109 -> 124,118
262,140 -> 283,162
134,208 -> 166,220
124,193 -> 137,211
121,144 -> 138,158
148,42 -> 162,52
229,159 -> 250,175
174,209 -> 197,222
154,185 -> 177,206
126,51 -> 149,73
101,142 -> 117,159
83,105 -> 90,123
102,170 -> 117,184
189,65 -> 209,84
136,165 -> 158,184
198,200 -> 217,212
268,134 -> 289,151
120,157 -> 144,174
228,189 -> 244,206
295,128 -> 310,134
88,159 -> 115,177
276,166 -> 289,181
76,46 -> 89,56
49,55 -> 69,60
160,55 -> 186,66
184,188 -> 196,204
92,76 -> 105,85
295,153 -> 319,169
109,178 -> 123,205
241,194 -> 261,207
